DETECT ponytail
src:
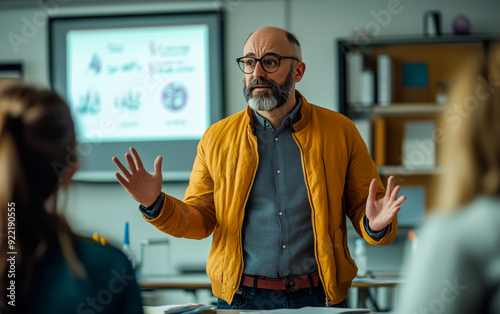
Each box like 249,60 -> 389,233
0,84 -> 85,312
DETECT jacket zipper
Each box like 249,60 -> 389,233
293,134 -> 331,307
235,132 -> 259,295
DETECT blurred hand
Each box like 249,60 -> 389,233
365,176 -> 406,232
112,147 -> 163,207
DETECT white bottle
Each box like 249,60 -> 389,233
354,239 -> 368,277
123,222 -> 137,270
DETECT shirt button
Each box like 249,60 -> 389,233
275,137 -> 278,141
282,245 -> 286,249
265,122 -> 269,127
279,212 -> 283,216
277,170 -> 281,174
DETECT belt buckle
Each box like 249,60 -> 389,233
285,276 -> 295,293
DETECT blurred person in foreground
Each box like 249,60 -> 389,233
0,82 -> 143,314
395,53 -> 500,313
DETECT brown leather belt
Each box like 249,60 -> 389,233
240,272 -> 320,292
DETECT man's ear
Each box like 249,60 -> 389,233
294,61 -> 306,83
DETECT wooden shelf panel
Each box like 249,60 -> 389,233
339,34 -> 500,47
377,166 -> 442,176
351,103 -> 446,116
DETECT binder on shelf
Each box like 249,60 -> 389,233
377,54 -> 393,107
373,117 -> 386,166
360,70 -> 375,107
402,121 -> 436,169
346,51 -> 363,105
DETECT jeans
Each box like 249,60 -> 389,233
217,285 -> 347,310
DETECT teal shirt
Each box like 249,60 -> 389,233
21,237 -> 143,314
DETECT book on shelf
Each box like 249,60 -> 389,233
360,70 -> 375,107
346,51 -> 363,105
377,54 -> 393,107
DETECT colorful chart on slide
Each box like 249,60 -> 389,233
67,24 -> 210,143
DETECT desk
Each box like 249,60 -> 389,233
146,309 -> 377,314
140,274 -> 212,303
140,274 -> 212,291
139,274 -> 401,309
351,277 -> 401,310
139,275 -> 400,290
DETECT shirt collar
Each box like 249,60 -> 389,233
253,95 -> 302,131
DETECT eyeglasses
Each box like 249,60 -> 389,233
236,54 -> 300,74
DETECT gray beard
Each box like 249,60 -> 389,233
247,92 -> 278,111
244,65 -> 295,112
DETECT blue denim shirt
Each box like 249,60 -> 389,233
242,97 -> 318,278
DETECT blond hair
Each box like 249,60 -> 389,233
438,49 -> 500,210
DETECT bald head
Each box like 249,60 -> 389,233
244,27 -> 302,61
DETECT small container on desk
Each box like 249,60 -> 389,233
140,238 -> 171,276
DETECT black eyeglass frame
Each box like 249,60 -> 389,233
235,54 -> 301,74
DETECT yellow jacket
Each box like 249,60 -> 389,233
144,91 -> 397,305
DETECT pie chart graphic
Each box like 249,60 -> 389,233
161,82 -> 188,112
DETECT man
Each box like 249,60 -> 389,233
113,27 -> 406,309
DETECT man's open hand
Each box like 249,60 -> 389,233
112,147 -> 163,207
365,176 -> 406,231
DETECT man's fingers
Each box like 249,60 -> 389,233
114,171 -> 129,188
391,185 -> 401,202
112,156 -> 132,179
130,147 -> 144,170
125,153 -> 137,173
154,155 -> 163,177
368,178 -> 378,202
386,176 -> 394,198
387,203 -> 402,217
393,206 -> 402,215
386,206 -> 402,219
394,195 -> 407,207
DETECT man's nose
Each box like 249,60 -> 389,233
252,60 -> 267,79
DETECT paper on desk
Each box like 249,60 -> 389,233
144,304 -> 216,314
247,307 -> 370,314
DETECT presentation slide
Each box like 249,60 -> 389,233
66,24 -> 210,143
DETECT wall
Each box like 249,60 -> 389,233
2,0 -> 500,305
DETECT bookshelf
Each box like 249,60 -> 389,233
337,34 -> 499,213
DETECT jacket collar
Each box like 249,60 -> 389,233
292,90 -> 311,133
245,90 -> 311,134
